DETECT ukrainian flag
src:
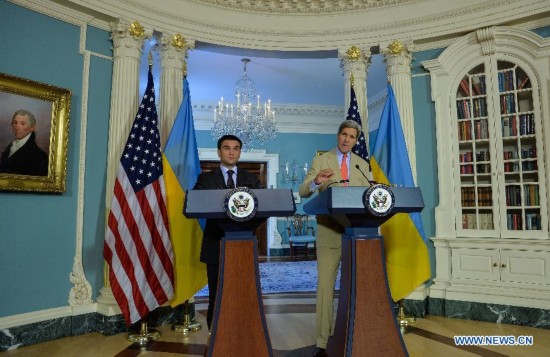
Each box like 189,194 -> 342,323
163,78 -> 207,306
370,83 -> 431,301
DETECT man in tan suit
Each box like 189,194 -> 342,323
299,119 -> 373,356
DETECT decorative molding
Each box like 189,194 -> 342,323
69,30 -> 93,306
476,27 -> 496,56
18,0 -> 549,51
193,102 -> 345,134
189,0 -> 421,15
68,257 -> 93,306
0,304 -> 97,330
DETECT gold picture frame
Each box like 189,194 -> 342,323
0,73 -> 71,192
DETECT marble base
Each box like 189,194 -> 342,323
428,298 -> 550,329
0,303 -> 194,352
403,298 -> 428,318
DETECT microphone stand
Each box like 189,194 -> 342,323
327,179 -> 349,188
355,164 -> 378,186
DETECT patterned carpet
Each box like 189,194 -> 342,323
195,260 -> 341,296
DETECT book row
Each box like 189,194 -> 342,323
458,119 -> 490,141
502,113 -> 536,137
461,187 -> 492,207
500,93 -> 516,115
506,212 -> 541,230
498,70 -> 531,92
460,212 -> 541,230
459,75 -> 487,97
523,185 -> 540,206
461,212 -> 494,230
504,184 -> 540,206
459,163 -> 492,175
456,98 -> 488,119
459,150 -> 490,163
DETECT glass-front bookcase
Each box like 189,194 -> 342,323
455,60 -> 546,238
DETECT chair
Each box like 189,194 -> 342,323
286,214 -> 316,260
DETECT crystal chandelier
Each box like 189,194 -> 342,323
212,58 -> 277,150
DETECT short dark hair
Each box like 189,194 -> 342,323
217,134 -> 243,150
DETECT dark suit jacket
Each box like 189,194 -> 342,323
0,132 -> 48,176
193,166 -> 261,264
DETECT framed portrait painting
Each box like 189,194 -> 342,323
0,73 -> 71,193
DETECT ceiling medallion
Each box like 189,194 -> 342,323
129,21 -> 145,39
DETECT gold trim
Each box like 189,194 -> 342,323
129,21 -> 145,39
346,45 -> 361,61
172,34 -> 187,49
0,73 -> 71,192
388,40 -> 405,55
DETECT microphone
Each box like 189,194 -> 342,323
327,179 -> 349,187
355,164 -> 378,186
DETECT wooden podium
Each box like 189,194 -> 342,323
184,188 -> 295,357
303,186 -> 424,357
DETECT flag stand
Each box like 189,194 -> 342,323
172,300 -> 202,334
128,321 -> 160,345
396,299 -> 416,332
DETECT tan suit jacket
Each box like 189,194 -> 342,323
299,148 -> 373,248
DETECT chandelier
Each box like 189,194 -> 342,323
212,58 -> 277,150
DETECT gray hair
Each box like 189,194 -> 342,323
13,109 -> 37,127
338,119 -> 361,137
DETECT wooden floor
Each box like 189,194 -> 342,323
2,293 -> 549,357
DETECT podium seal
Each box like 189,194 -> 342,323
364,184 -> 395,217
224,187 -> 258,221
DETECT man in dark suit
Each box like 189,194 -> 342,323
193,134 -> 261,330
0,109 -> 48,176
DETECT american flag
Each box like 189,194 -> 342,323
104,68 -> 175,325
348,85 -> 369,162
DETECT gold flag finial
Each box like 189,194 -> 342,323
350,73 -> 355,87
182,62 -> 187,78
388,40 -> 405,55
346,45 -> 361,61
172,34 -> 186,49
129,21 -> 145,39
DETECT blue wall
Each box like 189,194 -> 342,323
3,0 -> 548,321
0,1 -> 112,317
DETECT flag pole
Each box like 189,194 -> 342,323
396,299 -> 416,333
126,48 -> 163,345
128,320 -> 161,345
172,299 -> 202,334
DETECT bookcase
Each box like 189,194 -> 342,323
422,27 -> 550,311
455,61 -> 545,238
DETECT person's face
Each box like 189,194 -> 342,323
12,114 -> 35,140
217,139 -> 242,167
337,127 -> 358,154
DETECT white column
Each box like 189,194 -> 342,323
97,19 -> 146,308
381,40 -> 417,180
158,33 -> 195,146
338,46 -> 371,148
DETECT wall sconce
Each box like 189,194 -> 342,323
283,160 -> 308,187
